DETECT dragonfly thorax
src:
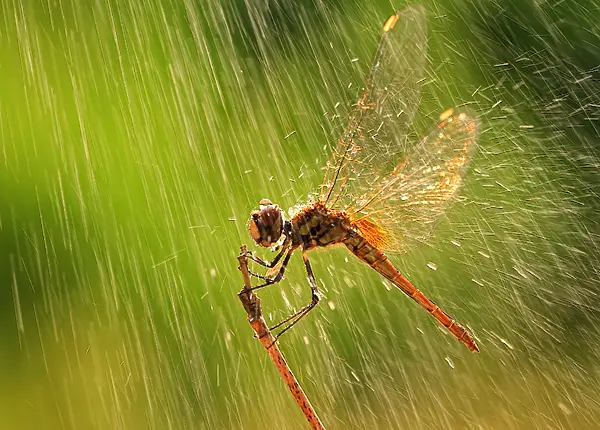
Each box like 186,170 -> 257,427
248,199 -> 286,247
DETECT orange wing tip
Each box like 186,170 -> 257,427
439,108 -> 454,121
383,13 -> 400,32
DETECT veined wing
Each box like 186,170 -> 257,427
349,109 -> 479,253
319,6 -> 428,207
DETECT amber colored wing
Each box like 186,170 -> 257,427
319,6 -> 428,207
349,109 -> 479,253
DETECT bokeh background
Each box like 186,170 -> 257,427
1,0 -> 599,428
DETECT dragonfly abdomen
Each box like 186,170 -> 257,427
345,232 -> 479,352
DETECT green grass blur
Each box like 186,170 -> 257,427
1,0 -> 599,428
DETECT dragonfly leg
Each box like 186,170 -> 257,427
246,247 -> 288,280
268,252 -> 321,340
239,248 -> 293,294
247,248 -> 286,268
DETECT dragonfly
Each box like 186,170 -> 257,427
243,6 -> 479,352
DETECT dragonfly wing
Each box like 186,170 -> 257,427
320,6 -> 428,208
349,109 -> 479,253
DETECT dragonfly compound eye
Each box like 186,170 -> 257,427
247,203 -> 284,247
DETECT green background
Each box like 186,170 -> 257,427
1,0 -> 599,428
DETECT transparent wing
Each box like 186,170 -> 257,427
349,109 -> 479,253
319,6 -> 428,207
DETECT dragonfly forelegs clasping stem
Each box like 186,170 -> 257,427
247,248 -> 286,268
243,249 -> 322,342
240,248 -> 293,292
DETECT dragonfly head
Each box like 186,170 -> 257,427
248,199 -> 285,247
